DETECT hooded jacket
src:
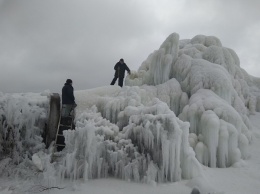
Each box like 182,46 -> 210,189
62,83 -> 75,104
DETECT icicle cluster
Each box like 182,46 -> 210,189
179,90 -> 250,167
57,96 -> 201,183
126,32 -> 259,167
0,92 -> 49,164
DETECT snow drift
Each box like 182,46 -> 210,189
1,32 -> 260,184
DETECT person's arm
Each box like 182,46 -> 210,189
67,86 -> 75,103
114,63 -> 118,70
125,64 -> 131,74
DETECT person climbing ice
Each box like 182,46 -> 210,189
110,58 -> 131,87
61,79 -> 77,117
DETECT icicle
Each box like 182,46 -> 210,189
162,137 -> 169,181
217,120 -> 229,168
97,158 -> 103,178
146,161 -> 158,184
238,133 -> 249,159
133,162 -> 140,182
200,110 -> 219,167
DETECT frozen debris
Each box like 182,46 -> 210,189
32,153 -> 43,171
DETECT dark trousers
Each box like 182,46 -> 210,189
110,77 -> 124,87
61,104 -> 77,117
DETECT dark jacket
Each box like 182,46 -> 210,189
62,83 -> 75,104
114,62 -> 131,78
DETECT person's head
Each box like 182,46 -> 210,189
66,79 -> 73,85
120,58 -> 124,64
191,188 -> 200,194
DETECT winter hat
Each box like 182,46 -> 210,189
120,58 -> 124,62
191,188 -> 200,194
66,79 -> 72,84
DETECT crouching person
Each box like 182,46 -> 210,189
61,79 -> 77,117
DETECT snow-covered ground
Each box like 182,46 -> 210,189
0,113 -> 259,194
1,32 -> 260,194
2,113 -> 259,194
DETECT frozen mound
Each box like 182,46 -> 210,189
57,85 -> 201,183
55,32 -> 260,182
126,32 -> 260,167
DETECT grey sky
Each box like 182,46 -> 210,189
0,0 -> 259,93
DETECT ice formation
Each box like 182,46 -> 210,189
1,32 -> 260,184
0,92 -> 50,177
126,33 -> 258,169
57,86 -> 201,183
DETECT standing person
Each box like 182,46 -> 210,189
61,79 -> 77,117
110,58 -> 131,87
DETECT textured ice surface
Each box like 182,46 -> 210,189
1,32 -> 260,184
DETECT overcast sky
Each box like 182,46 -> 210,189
0,0 -> 259,93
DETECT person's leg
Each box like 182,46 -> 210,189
61,104 -> 70,117
70,104 -> 77,117
110,77 -> 118,85
68,104 -> 75,116
118,77 -> 124,87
